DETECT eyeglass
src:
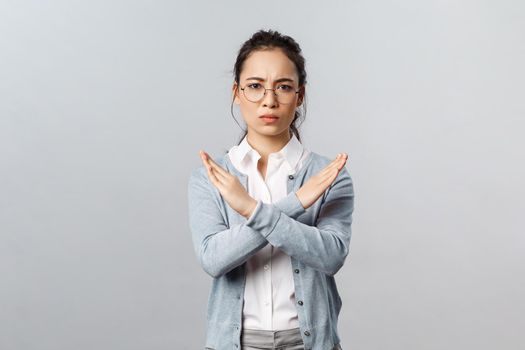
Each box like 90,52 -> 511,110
239,83 -> 300,104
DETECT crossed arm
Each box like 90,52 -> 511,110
187,165 -> 354,278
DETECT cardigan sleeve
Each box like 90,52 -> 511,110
245,166 -> 355,276
247,188 -> 307,221
187,165 -> 308,278
187,166 -> 265,278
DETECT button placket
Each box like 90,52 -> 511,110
227,142 -> 316,336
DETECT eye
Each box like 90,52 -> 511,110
278,84 -> 293,91
247,83 -> 262,89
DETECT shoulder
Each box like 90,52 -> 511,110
308,151 -> 332,167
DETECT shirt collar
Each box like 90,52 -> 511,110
228,133 -> 305,174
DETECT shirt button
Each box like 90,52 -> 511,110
288,174 -> 294,180
294,269 -> 300,273
263,264 -> 269,270
304,330 -> 310,336
298,300 -> 303,305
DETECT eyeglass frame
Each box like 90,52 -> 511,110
238,83 -> 302,104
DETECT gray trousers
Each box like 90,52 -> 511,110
241,327 -> 343,350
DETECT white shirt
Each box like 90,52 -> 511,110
227,133 -> 311,331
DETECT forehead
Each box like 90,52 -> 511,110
240,49 -> 298,81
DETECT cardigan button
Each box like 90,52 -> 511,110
298,300 -> 303,305
304,330 -> 310,336
294,269 -> 300,273
288,174 -> 294,180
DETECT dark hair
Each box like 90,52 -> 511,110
230,29 -> 308,145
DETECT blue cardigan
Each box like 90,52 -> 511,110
187,149 -> 355,350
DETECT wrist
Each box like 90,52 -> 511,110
295,189 -> 308,209
243,199 -> 258,219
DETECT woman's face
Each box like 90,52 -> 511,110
232,48 -> 304,139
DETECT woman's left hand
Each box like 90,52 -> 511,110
199,150 -> 257,219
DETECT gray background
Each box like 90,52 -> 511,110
1,1 -> 524,349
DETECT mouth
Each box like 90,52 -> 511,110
259,114 -> 280,123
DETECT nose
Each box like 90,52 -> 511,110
261,89 -> 278,107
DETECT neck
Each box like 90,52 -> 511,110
246,129 -> 292,162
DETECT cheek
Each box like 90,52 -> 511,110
239,103 -> 257,121
284,106 -> 297,118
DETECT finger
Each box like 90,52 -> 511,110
333,153 -> 348,171
202,152 -> 229,183
318,166 -> 342,188
317,156 -> 347,185
319,166 -> 339,183
328,153 -> 347,169
210,164 -> 229,184
330,156 -> 347,180
333,153 -> 348,170
205,153 -> 231,179
200,150 -> 222,186
336,155 -> 348,170
199,150 -> 212,172
319,153 -> 346,176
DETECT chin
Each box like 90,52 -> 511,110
253,127 -> 290,137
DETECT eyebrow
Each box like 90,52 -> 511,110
245,76 -> 295,83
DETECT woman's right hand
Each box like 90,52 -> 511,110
295,153 -> 348,209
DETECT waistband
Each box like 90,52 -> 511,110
241,327 -> 303,348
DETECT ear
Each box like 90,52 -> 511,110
232,82 -> 241,105
296,85 -> 305,107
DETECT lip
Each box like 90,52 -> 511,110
259,114 -> 280,124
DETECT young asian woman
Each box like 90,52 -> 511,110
188,29 -> 354,350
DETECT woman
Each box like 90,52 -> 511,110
188,29 -> 355,350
